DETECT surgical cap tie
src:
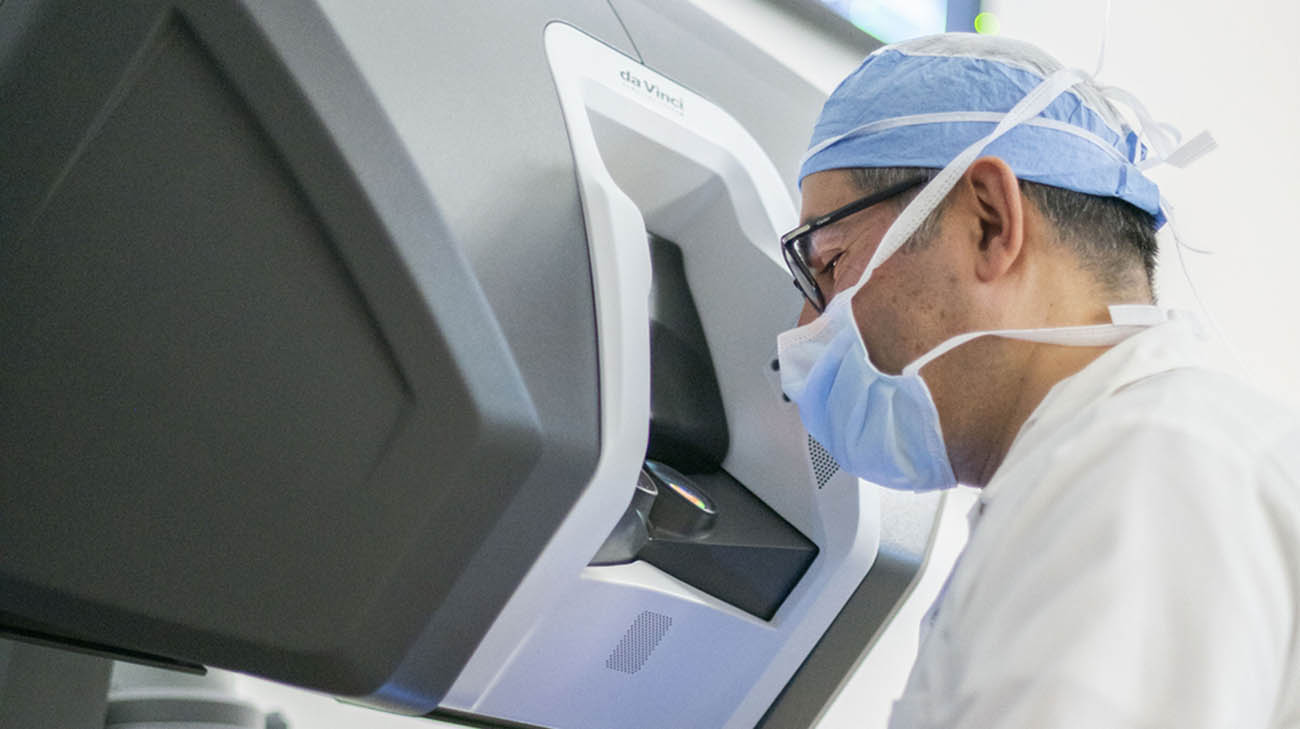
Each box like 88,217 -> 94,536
1096,84 -> 1216,170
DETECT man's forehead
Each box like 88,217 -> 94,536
798,169 -> 863,224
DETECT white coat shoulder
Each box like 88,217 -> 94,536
894,345 -> 1300,729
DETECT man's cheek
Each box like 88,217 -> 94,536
850,292 -> 904,374
833,260 -> 869,298
796,301 -> 819,327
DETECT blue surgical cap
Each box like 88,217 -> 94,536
800,34 -> 1166,227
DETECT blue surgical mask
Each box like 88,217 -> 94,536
778,294 -> 1164,491
777,295 -> 954,490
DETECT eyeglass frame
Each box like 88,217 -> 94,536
780,176 -> 929,313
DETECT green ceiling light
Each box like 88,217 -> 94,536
974,11 -> 1001,35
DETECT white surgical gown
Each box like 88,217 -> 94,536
889,314 -> 1300,728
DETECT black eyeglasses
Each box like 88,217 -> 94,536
780,177 -> 928,313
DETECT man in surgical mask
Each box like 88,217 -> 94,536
777,33 -> 1300,728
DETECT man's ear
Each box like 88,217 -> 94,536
963,156 -> 1024,283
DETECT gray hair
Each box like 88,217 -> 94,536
847,167 -> 1157,298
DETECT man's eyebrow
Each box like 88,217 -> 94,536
806,236 -> 842,270
799,193 -> 864,227
799,207 -> 831,227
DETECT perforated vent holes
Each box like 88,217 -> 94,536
605,611 -> 673,674
808,435 -> 839,488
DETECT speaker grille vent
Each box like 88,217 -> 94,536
808,436 -> 839,488
605,611 -> 672,674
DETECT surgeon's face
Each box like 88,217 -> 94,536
796,169 -> 965,375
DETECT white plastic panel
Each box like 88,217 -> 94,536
441,24 -> 880,729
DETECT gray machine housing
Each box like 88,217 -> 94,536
0,1 -> 940,726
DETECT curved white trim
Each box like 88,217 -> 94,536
442,23 -> 882,729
